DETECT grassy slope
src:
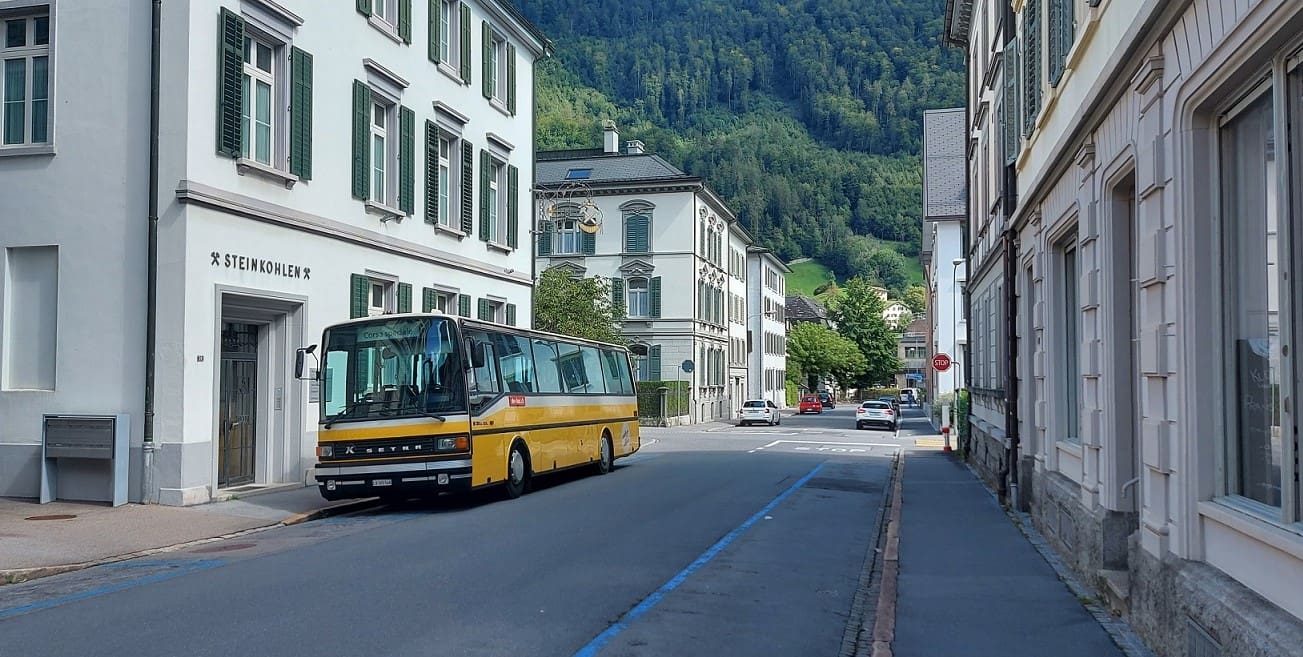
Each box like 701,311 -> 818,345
785,261 -> 838,297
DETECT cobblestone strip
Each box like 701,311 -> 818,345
839,451 -> 900,657
964,463 -> 1158,657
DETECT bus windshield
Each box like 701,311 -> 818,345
320,317 -> 466,425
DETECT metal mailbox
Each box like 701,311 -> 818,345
41,414 -> 130,506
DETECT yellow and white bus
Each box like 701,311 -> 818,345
303,313 -> 640,501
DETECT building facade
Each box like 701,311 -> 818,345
0,0 -> 548,504
747,248 -> 789,406
536,125 -> 772,423
945,1 -> 1303,655
921,108 -> 968,401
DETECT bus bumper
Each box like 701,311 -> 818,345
314,459 -> 473,500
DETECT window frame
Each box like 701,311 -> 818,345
1056,232 -> 1081,445
484,153 -> 507,245
240,33 -> 277,166
365,93 -> 401,210
488,30 -> 507,104
367,278 -> 395,316
1212,65 -> 1300,523
0,4 -> 52,152
437,133 -> 453,228
555,217 -> 581,255
627,277 -> 650,318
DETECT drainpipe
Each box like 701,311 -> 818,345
1002,232 -> 1020,506
142,0 -> 162,504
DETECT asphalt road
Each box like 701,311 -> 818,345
1,405 -> 938,657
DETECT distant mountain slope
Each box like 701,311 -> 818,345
515,0 -> 961,292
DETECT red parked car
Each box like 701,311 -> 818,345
798,394 -> 823,414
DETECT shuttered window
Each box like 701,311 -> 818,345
350,274 -> 371,319
581,229 -> 596,255
625,215 -> 650,253
351,80 -> 371,200
459,4 -> 471,84
1047,0 -> 1073,87
399,106 -> 415,214
611,278 -> 625,315
649,276 -> 662,318
458,294 -> 471,317
506,303 -> 517,327
507,165 -> 519,249
1022,0 -> 1042,136
289,48 -> 312,179
397,283 -> 412,313
216,9 -> 245,157
648,345 -> 662,381
1002,41 -> 1020,165
461,141 -> 474,234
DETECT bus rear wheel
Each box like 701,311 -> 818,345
595,433 -> 614,475
505,443 -> 530,499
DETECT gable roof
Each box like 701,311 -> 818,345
785,295 -> 830,322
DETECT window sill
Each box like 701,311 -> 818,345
0,143 -> 55,157
1199,499 -> 1303,561
438,63 -> 466,86
367,15 -> 404,44
364,200 -> 405,221
489,98 -> 512,117
236,158 -> 299,189
485,241 -> 513,254
433,222 -> 467,240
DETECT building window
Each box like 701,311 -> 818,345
1058,237 -> 1079,444
1222,84 -> 1286,510
487,158 -> 502,241
371,102 -> 388,203
489,31 -> 506,101
369,279 -> 393,316
437,134 -> 452,226
1,9 -> 49,147
439,0 -> 453,62
556,218 -> 580,254
241,35 -> 274,165
627,277 -> 650,318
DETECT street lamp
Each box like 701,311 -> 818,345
951,257 -> 965,396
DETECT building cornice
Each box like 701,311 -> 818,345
175,180 -> 531,286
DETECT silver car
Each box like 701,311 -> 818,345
855,400 -> 897,431
739,399 -> 782,426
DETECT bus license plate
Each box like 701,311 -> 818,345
372,479 -> 392,487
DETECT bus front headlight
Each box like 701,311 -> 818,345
317,445 -> 333,458
437,437 -> 469,451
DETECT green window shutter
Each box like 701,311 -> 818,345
506,303 -> 517,327
479,150 -> 491,241
422,287 -> 436,313
399,105 -> 415,214
482,22 -> 493,99
506,43 -> 517,115
581,230 -> 596,255
458,293 -> 471,317
1003,41 -> 1020,165
506,165 -> 519,249
289,48 -> 313,180
356,0 -> 371,16
398,0 -> 412,43
461,141 -> 474,234
350,274 -> 370,319
626,215 -> 648,253
477,298 -> 491,321
424,121 -> 438,224
537,219 -> 553,256
649,345 -> 661,381
611,278 -> 625,314
1023,0 -> 1042,136
216,8 -> 244,158
351,80 -> 371,200
459,4 -> 471,84
427,0 -> 439,62
397,283 -> 412,313
650,277 -> 662,318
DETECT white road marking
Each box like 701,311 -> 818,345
749,439 -> 903,453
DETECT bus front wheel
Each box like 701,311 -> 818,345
505,443 -> 530,499
596,433 -> 614,475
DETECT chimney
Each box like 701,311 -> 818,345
603,120 -> 619,154
625,139 -> 645,155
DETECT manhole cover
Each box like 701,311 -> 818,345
190,542 -> 256,553
25,514 -> 77,521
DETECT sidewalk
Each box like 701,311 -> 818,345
889,451 -> 1142,657
0,485 -> 377,583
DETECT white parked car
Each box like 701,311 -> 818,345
855,400 -> 897,431
738,399 -> 782,426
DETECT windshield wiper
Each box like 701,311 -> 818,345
324,399 -> 381,429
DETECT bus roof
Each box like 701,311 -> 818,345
319,312 -> 631,353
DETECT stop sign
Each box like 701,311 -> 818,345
932,353 -> 952,372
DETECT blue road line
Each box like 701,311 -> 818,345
0,559 -> 224,621
573,463 -> 826,657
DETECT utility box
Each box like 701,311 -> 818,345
40,414 -> 130,506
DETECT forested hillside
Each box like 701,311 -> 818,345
514,0 -> 962,292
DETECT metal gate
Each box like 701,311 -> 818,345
218,322 -> 258,488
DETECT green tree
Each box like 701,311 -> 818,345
786,322 -> 866,392
831,276 -> 902,387
901,285 -> 928,315
532,269 -> 626,344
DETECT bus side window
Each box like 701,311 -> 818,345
465,332 -> 501,411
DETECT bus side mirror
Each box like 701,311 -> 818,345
295,345 -> 317,380
465,340 -> 486,369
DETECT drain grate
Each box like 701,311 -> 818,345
805,477 -> 881,494
190,542 -> 256,553
25,514 -> 77,521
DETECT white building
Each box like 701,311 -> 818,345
882,301 -> 911,328
921,108 -> 968,400
945,1 -> 1303,655
536,125 -> 770,423
0,0 -> 549,505
747,248 -> 789,407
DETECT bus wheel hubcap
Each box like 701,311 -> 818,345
601,439 -> 610,466
510,451 -> 524,483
